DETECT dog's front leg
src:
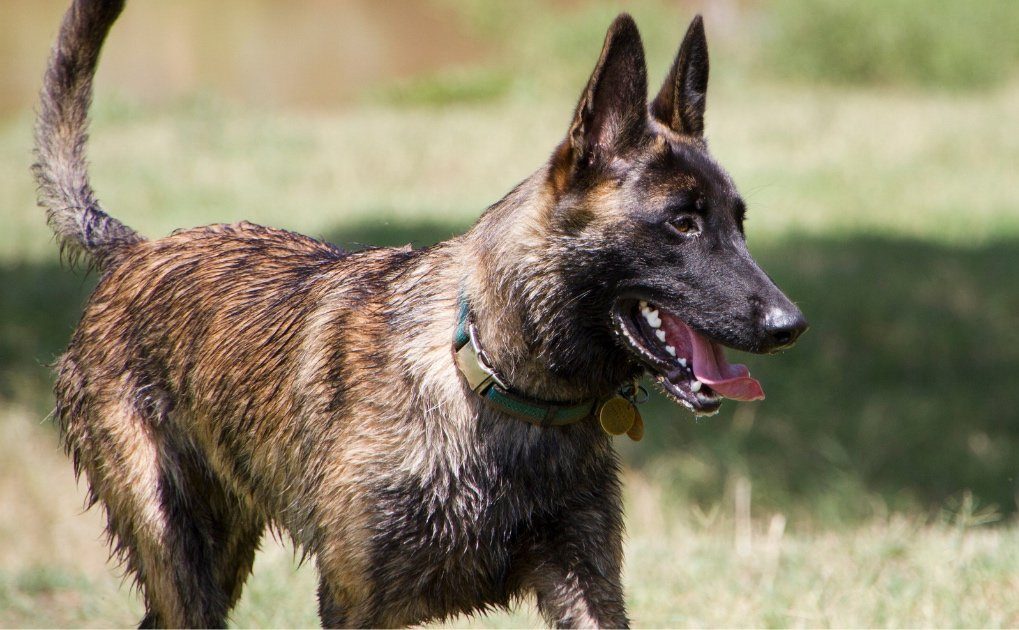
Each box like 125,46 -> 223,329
525,561 -> 628,629
519,511 -> 629,629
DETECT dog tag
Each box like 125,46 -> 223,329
626,408 -> 644,442
599,396 -> 635,436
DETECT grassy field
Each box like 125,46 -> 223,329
2,400 -> 1017,627
2,0 -> 1018,627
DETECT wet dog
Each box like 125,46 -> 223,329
34,1 -> 805,626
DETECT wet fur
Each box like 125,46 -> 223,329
36,1 -> 801,627
54,222 -> 627,626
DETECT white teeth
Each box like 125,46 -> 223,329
655,329 -> 666,342
678,358 -> 687,367
643,309 -> 661,328
665,345 -> 676,356
691,380 -> 703,393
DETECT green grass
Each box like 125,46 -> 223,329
3,80 -> 1018,516
5,78 -> 1019,264
767,0 -> 1019,90
2,418 -> 1016,628
2,1 -> 1019,625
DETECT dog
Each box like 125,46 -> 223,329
34,0 -> 806,627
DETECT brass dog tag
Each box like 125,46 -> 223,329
599,396 -> 635,436
626,408 -> 644,442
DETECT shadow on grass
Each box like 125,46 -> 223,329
4,218 -> 1017,519
0,261 -> 96,412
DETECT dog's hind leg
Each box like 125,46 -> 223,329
210,507 -> 265,616
56,357 -> 262,627
148,433 -> 267,627
135,463 -> 265,629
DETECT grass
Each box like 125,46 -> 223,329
3,81 -> 1017,516
5,78 -> 1019,264
2,1 -> 1019,625
766,0 -> 1019,90
2,401 -> 1017,628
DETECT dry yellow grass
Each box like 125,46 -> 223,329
2,404 -> 1016,628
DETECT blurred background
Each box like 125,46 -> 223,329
1,0 -> 1017,626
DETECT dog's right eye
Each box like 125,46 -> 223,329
668,216 -> 699,236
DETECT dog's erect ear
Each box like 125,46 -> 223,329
566,14 -> 648,167
651,15 -> 709,138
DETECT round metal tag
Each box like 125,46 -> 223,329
626,408 -> 644,442
599,396 -> 635,436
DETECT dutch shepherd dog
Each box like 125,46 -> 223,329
34,0 -> 806,627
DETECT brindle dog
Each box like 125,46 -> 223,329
34,0 -> 806,627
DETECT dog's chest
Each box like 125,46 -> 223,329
366,418 -> 616,614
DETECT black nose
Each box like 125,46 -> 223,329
761,306 -> 808,352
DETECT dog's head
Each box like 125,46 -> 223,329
544,15 -> 807,415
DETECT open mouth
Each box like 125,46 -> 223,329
611,299 -> 765,416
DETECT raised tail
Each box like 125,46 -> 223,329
33,0 -> 143,269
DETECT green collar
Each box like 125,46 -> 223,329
453,293 -> 599,426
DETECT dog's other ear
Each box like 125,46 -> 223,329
651,15 -> 709,138
565,14 -> 648,168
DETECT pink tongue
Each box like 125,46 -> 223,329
660,314 -> 765,401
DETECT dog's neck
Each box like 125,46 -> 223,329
459,166 -> 637,402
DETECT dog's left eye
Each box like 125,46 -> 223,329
668,216 -> 699,236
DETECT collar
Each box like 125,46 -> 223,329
453,292 -> 599,426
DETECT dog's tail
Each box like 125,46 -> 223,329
33,0 -> 143,269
